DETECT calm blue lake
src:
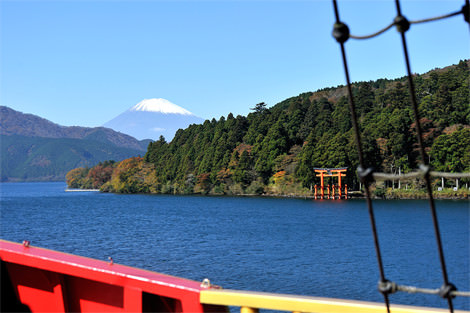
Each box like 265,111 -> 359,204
1,182 -> 469,310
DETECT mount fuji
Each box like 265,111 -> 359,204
103,99 -> 204,141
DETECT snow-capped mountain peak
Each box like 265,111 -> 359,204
130,98 -> 193,115
103,98 -> 204,141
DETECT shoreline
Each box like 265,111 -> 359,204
92,188 -> 469,200
257,193 -> 469,201
12,181 -> 460,200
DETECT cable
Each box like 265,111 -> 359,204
332,1 -> 391,312
349,8 -> 464,40
394,0 -> 454,311
410,10 -> 463,24
378,281 -> 470,297
350,22 -> 394,40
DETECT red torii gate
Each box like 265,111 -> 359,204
314,168 -> 347,199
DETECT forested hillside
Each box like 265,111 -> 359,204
1,106 -> 149,181
67,60 -> 469,195
1,135 -> 147,182
0,106 -> 150,151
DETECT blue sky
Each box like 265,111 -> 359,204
1,0 -> 468,127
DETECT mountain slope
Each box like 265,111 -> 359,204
1,135 -> 145,182
0,106 -> 150,151
0,107 -> 150,181
103,98 -> 204,141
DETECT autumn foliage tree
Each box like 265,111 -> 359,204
106,157 -> 157,193
86,161 -> 115,189
66,167 -> 91,189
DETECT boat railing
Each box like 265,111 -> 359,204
200,288 -> 469,313
2,239 -> 468,313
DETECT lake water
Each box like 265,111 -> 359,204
1,182 -> 469,310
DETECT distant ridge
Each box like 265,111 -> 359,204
0,106 -> 150,182
0,106 -> 149,151
103,98 -> 204,141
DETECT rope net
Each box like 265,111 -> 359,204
331,1 -> 469,312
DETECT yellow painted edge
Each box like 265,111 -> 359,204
200,289 -> 470,313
